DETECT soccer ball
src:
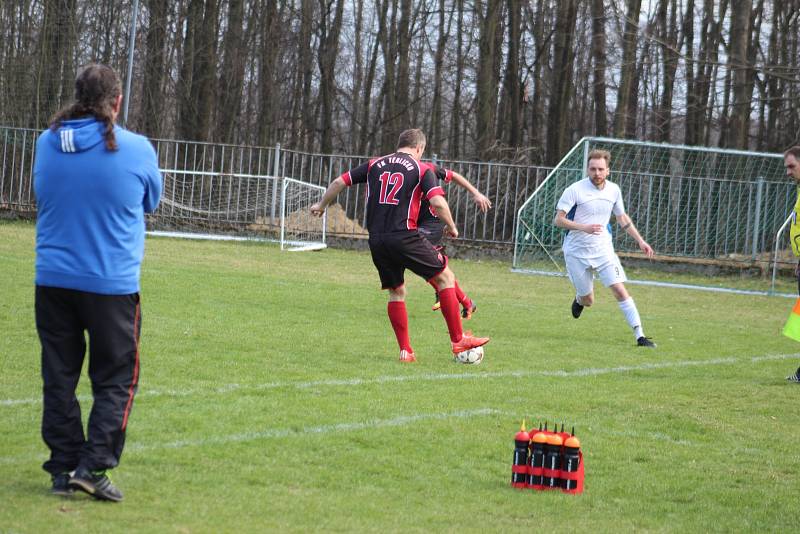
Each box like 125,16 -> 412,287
455,346 -> 484,365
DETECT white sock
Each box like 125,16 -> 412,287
618,297 -> 644,339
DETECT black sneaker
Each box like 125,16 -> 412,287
571,299 -> 584,319
461,300 -> 477,319
431,292 -> 441,311
637,336 -> 656,348
69,467 -> 123,502
786,367 -> 800,383
51,473 -> 73,496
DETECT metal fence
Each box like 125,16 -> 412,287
4,125 -> 795,283
514,137 -> 794,277
0,126 -> 552,246
0,127 -> 37,211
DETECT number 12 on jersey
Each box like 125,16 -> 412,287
378,172 -> 404,205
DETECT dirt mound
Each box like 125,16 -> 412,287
249,203 -> 367,236
320,203 -> 368,235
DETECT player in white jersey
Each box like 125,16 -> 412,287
554,149 -> 656,347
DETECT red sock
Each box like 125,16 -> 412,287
438,287 -> 463,342
454,280 -> 470,306
387,301 -> 412,351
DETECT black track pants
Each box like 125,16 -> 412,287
35,286 -> 141,475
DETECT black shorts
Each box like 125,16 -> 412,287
369,231 -> 448,289
418,223 -> 445,248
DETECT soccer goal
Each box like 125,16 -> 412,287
513,137 -> 791,283
280,177 -> 326,251
147,169 -> 326,251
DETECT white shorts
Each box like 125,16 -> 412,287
564,252 -> 627,297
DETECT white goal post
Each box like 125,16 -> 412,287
280,177 -> 326,251
146,169 -> 326,251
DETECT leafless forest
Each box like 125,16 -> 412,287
1,0 -> 798,163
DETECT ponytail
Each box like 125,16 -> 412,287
49,64 -> 122,151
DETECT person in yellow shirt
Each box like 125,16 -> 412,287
785,145 -> 800,383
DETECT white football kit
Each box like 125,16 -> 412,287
556,177 -> 626,296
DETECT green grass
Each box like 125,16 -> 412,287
1,220 -> 799,533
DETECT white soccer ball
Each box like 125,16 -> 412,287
455,346 -> 484,365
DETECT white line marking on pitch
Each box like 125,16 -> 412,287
126,408 -> 501,453
0,408 -> 500,463
2,353 -> 797,408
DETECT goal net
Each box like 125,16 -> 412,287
147,169 -> 326,251
514,137 -> 791,277
280,177 -> 326,251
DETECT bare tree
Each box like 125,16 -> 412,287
653,0 -> 680,142
498,0 -> 523,148
613,0 -> 642,139
725,0 -> 754,148
33,0 -> 78,127
215,0 -> 247,143
317,0 -> 344,154
449,0 -> 466,158
591,0 -> 608,136
475,0 -> 503,157
257,0 -> 282,147
2,0 -> 800,158
545,0 -> 578,164
429,0 -> 453,154
140,0 -> 169,138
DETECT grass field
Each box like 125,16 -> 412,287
1,219 -> 799,533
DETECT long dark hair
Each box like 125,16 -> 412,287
49,64 -> 122,151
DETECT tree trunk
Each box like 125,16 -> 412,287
349,0 -> 364,154
475,0 -> 503,158
393,0 -> 414,132
177,0 -> 202,141
525,0 -> 549,161
430,0 -> 452,154
682,0 -> 697,145
215,0 -> 246,143
449,0 -> 465,158
317,0 -> 344,155
764,0 -> 784,151
257,0 -> 281,146
613,0 -> 642,138
499,0 -> 522,148
140,0 -> 168,138
194,0 -> 217,142
591,0 -> 607,136
725,0 -> 753,149
655,0 -> 680,142
545,0 -> 578,165
377,0 -> 399,151
357,27 -> 381,155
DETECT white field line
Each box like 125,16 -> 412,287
2,352 -> 797,409
0,408 -> 500,463
2,406 -> 757,465
126,408 -> 500,453
510,268 -> 797,298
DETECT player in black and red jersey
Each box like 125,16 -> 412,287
310,129 -> 489,363
418,165 -> 491,317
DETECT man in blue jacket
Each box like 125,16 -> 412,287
34,64 -> 162,502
